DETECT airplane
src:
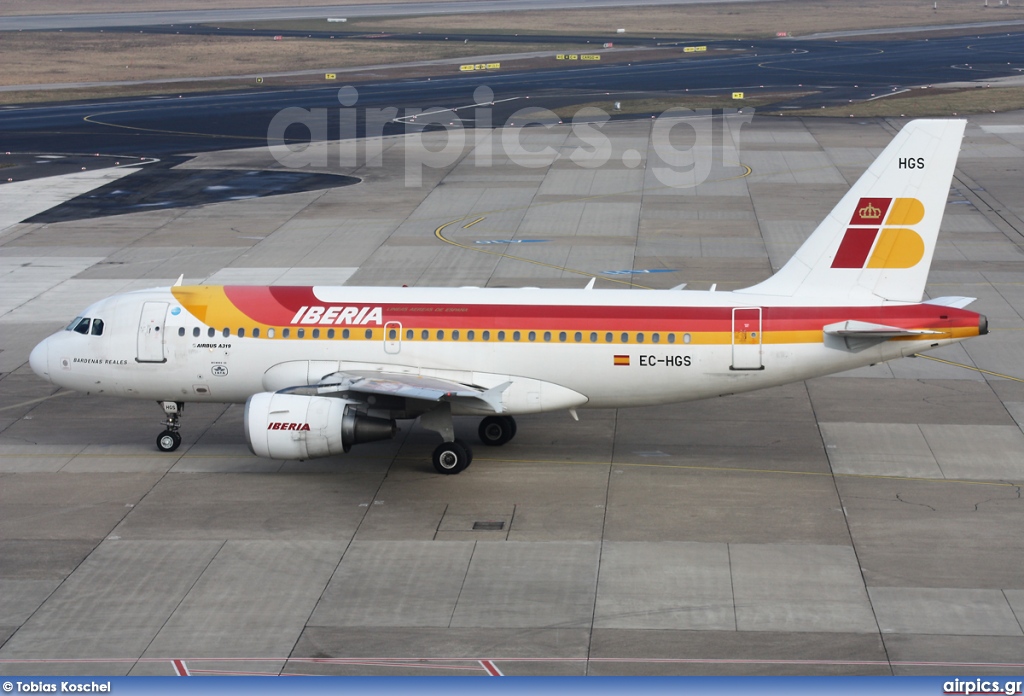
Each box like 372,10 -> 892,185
29,119 -> 987,475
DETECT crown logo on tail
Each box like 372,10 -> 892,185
858,202 -> 882,220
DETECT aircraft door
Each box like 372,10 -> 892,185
731,307 -> 763,370
384,321 -> 402,354
137,301 -> 169,363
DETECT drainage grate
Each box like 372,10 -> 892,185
473,521 -> 505,531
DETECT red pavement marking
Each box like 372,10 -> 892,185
480,659 -> 503,676
171,659 -> 190,676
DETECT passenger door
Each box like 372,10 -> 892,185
137,302 -> 168,363
731,307 -> 763,370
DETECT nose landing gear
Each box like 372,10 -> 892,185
156,401 -> 184,452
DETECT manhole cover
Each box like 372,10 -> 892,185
473,521 -> 505,531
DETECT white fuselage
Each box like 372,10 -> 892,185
30,285 -> 981,415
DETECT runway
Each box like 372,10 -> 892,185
2,22 -> 1024,676
1,31 -> 1023,159
1,0 -> 782,31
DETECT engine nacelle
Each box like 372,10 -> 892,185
244,392 -> 396,460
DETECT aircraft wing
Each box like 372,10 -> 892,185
314,370 -> 510,414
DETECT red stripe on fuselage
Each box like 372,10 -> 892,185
220,287 -> 978,332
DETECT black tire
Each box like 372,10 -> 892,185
457,439 -> 474,465
478,416 -> 513,446
503,416 -> 517,439
432,440 -> 470,475
156,430 -> 181,452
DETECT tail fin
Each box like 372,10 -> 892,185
737,119 -> 966,304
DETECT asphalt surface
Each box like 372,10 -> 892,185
2,31 -> 1023,161
1,0 -> 782,31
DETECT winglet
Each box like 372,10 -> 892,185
585,277 -> 596,290
173,274 -> 184,287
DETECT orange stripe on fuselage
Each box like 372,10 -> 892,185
168,286 -> 981,344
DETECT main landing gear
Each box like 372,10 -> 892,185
156,401 -> 184,453
478,415 -> 517,446
419,404 -> 518,475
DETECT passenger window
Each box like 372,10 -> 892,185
72,318 -> 91,335
683,333 -> 692,344
342,329 -> 349,339
668,333 -> 676,344
178,327 -> 185,337
560,332 -> 567,343
528,331 -> 536,342
253,328 -> 261,338
653,333 -> 660,343
327,329 -> 334,339
497,331 -> 505,341
297,329 -> 305,339
364,329 -> 373,339
421,329 -> 429,340
282,329 -> 290,338
452,330 -> 460,340
312,328 -> 319,338
405,329 -> 413,340
208,328 -> 215,338
605,332 -> 613,343
222,328 -> 230,338
590,332 -> 597,343
482,330 -> 490,341
574,332 -> 582,343
637,333 -> 645,343
90,319 -> 104,336
621,333 -> 629,343
193,327 -> 200,338
513,331 -> 521,341
268,328 -> 275,338
467,330 -> 475,341
238,328 -> 245,338
436,330 -> 444,340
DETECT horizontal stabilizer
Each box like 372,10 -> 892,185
924,296 -> 976,309
824,320 -> 941,351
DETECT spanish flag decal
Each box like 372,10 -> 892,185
613,355 -> 630,366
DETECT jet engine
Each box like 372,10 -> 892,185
244,392 -> 397,460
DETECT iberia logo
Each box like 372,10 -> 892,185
831,197 -> 925,269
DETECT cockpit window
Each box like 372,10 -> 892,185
90,319 -> 104,336
70,317 -> 91,334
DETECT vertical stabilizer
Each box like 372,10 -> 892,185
736,119 -> 966,304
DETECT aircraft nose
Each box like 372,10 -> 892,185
29,337 -> 50,382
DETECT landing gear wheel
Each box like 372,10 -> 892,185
156,430 -> 181,452
479,415 -> 515,446
456,439 -> 474,465
432,440 -> 470,475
